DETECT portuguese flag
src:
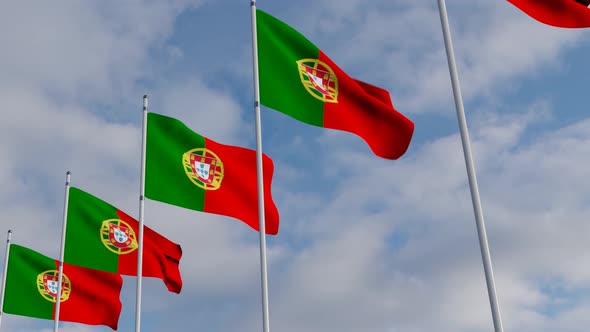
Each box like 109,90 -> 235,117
256,9 -> 414,160
64,187 -> 183,293
3,244 -> 122,330
145,112 -> 280,235
507,0 -> 590,28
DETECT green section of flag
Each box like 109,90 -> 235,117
3,244 -> 55,319
64,187 -> 119,272
256,9 -> 324,126
145,112 -> 206,211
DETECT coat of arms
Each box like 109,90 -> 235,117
183,148 -> 224,190
100,219 -> 138,254
297,58 -> 339,103
37,270 -> 71,303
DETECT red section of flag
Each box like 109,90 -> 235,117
116,210 -> 183,293
54,262 -> 123,330
202,137 -> 280,235
319,51 -> 415,160
508,0 -> 590,28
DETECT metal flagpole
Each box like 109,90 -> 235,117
0,230 -> 13,328
54,171 -> 71,332
249,2 -> 272,332
436,1 -> 504,331
135,95 -> 148,332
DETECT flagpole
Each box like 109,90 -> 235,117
436,1 -> 504,331
249,2 -> 272,332
54,171 -> 71,332
0,230 -> 12,328
135,95 -> 148,332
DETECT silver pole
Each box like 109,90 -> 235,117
249,2 -> 271,332
0,230 -> 13,328
135,95 -> 148,332
54,171 -> 71,332
436,1 -> 504,331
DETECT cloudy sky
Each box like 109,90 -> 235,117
1,0 -> 590,331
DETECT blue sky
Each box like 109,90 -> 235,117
1,1 -> 590,331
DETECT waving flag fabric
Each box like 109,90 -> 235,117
64,187 -> 183,293
3,244 -> 122,330
507,0 -> 590,28
256,9 -> 414,160
145,113 -> 280,235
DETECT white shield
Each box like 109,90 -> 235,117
194,161 -> 211,181
47,280 -> 59,296
303,64 -> 331,96
114,228 -> 129,243
309,72 -> 327,91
